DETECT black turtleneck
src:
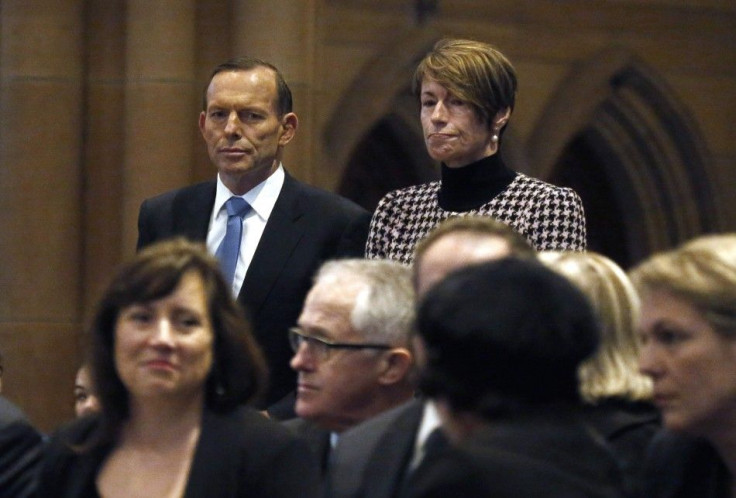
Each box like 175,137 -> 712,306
438,153 -> 517,212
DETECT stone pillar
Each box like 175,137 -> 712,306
83,0 -> 126,316
0,0 -> 85,431
120,0 -> 197,253
232,0 -> 317,183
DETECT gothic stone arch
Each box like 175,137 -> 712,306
529,47 -> 718,267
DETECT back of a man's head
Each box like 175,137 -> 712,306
417,258 -> 599,418
413,216 -> 535,296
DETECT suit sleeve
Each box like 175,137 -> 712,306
0,419 -> 43,498
528,186 -> 587,251
335,209 -> 372,258
404,455 -> 486,498
365,192 -> 397,259
135,193 -> 179,251
136,198 -> 153,251
247,435 -> 322,498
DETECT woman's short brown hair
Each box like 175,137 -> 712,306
413,38 -> 517,127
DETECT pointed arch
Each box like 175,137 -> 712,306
323,29 -> 440,189
529,47 -> 718,265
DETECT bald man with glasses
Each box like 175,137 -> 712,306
284,259 -> 416,472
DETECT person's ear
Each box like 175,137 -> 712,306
278,112 -> 299,146
493,107 -> 511,130
198,111 -> 207,136
377,348 -> 413,385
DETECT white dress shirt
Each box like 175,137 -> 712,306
408,400 -> 442,471
206,166 -> 285,297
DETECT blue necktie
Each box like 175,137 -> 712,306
215,197 -> 251,286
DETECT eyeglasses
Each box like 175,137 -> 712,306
288,327 -> 392,361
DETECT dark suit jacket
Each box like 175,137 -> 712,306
583,399 -> 661,497
283,418 -> 333,475
640,430 -> 729,498
0,396 -> 43,498
36,406 -> 321,497
136,172 -> 371,410
326,399 -> 424,498
403,408 -> 627,498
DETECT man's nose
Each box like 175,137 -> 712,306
290,343 -> 314,371
224,111 -> 241,135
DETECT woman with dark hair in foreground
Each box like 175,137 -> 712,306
37,238 -> 320,497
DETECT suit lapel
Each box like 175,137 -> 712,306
239,173 -> 305,313
184,409 -> 228,497
301,422 -> 333,473
172,181 -> 216,241
284,418 -> 333,474
364,400 -> 424,498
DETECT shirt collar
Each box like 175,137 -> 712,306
329,432 -> 339,449
214,165 -> 285,221
416,400 -> 442,449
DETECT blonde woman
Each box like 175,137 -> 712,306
632,234 -> 736,498
540,251 -> 659,496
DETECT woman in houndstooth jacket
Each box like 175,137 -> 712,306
366,38 -> 586,265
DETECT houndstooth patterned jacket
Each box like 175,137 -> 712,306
365,173 -> 587,265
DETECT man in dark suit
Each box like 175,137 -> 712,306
284,259 -> 416,474
137,57 -> 371,416
326,217 -> 535,498
0,395 -> 43,497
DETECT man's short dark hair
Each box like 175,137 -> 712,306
414,216 -> 535,264
417,258 -> 599,418
202,56 -> 293,116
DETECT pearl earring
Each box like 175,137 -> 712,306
491,134 -> 499,143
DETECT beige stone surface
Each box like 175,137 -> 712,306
0,324 -> 83,433
1,0 -> 734,433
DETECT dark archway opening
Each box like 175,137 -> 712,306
338,114 -> 437,212
550,133 -> 631,268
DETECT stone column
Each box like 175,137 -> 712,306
83,0 -> 126,316
0,0 -> 85,431
120,0 -> 197,253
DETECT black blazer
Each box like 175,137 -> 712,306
283,418 -> 333,475
403,408 -> 627,498
583,399 -> 661,497
641,430 -> 729,498
0,396 -> 43,498
36,406 -> 322,497
326,399 -> 424,498
137,172 -> 371,409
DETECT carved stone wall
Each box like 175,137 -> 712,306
1,0 -> 733,430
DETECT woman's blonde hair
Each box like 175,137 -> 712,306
630,234 -> 736,337
540,251 -> 652,403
